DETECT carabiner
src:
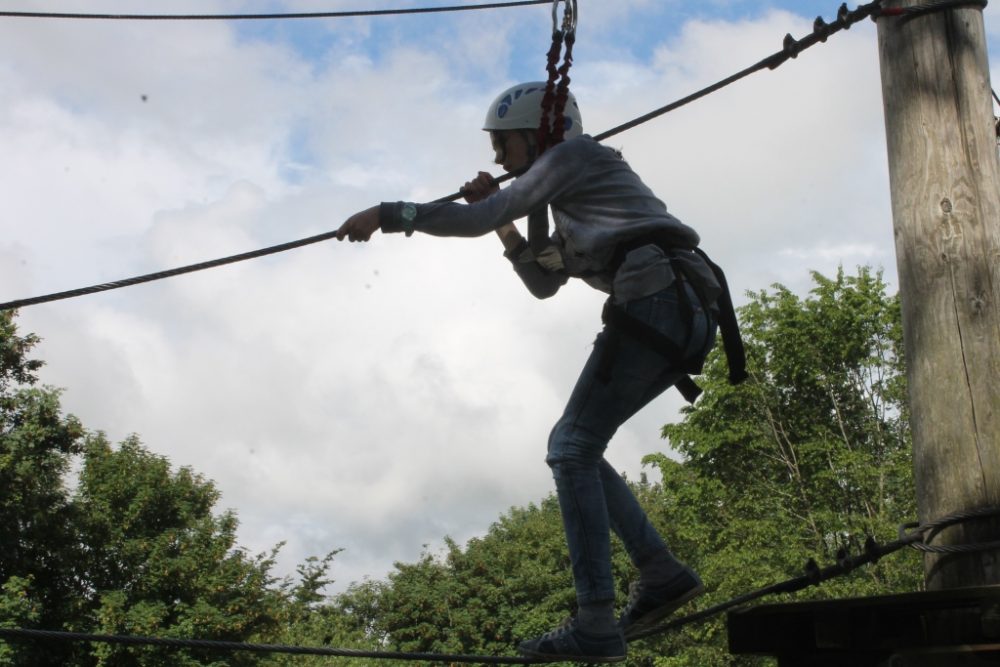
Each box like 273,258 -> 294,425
551,0 -> 578,37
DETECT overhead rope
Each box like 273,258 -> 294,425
0,0 -> 939,313
2,506 -> 998,662
590,0 -> 888,143
0,230 -> 345,311
0,0 -> 550,21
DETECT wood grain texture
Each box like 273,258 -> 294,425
877,1 -> 1000,589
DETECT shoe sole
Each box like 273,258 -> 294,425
622,583 -> 705,640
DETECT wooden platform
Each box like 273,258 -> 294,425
727,585 -> 1000,666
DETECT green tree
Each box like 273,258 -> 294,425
2,265 -> 920,666
636,266 -> 920,665
75,435 -> 287,666
359,496 -> 575,659
0,312 -> 323,666
341,266 -> 918,667
0,311 -> 87,665
256,551 -> 395,667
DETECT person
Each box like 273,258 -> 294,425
337,82 -> 731,663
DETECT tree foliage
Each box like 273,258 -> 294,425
352,267 -> 919,666
0,312 -> 87,665
638,266 -> 920,665
0,266 -> 920,666
0,312 -> 295,666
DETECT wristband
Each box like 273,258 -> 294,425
503,237 -> 530,261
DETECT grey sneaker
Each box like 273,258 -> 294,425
517,618 -> 626,663
618,567 -> 705,640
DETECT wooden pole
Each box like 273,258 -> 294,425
876,1 -> 1000,590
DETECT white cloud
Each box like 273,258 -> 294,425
6,2 -> 991,594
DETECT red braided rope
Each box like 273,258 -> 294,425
536,30 -> 564,152
550,31 -> 575,145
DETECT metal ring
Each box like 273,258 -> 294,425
551,0 -> 577,36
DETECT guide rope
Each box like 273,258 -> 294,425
2,506 -> 997,662
629,504 -> 1000,641
0,628 -> 535,664
0,0 -> 896,313
0,1 -> 551,21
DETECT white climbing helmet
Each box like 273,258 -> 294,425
483,81 -> 583,140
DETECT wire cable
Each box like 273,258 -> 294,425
0,628 -> 537,664
0,230 -> 344,311
2,506 -> 997,662
0,0 -> 884,312
0,0 -> 550,21
626,503 -> 1000,642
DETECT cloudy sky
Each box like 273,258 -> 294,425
3,0 -> 999,594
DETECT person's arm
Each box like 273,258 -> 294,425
498,228 -> 568,299
379,141 -> 587,239
461,172 -> 521,250
495,222 -> 523,253
336,205 -> 380,242
461,172 -> 567,299
337,150 -> 575,298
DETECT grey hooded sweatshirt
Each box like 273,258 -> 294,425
380,134 -> 720,305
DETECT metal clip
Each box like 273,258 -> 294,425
814,16 -> 831,42
551,0 -> 578,37
837,2 -> 850,24
782,33 -> 800,59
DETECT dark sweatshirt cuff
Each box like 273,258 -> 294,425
380,201 -> 417,236
503,237 -> 531,262
379,202 -> 402,233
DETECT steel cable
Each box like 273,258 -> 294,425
0,628 -> 537,664
628,504 -> 1000,642
0,1 -> 550,21
2,506 -> 997,660
0,0 -> 889,312
0,506 -> 997,660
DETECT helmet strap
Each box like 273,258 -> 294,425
522,130 -> 539,166
490,131 -> 507,165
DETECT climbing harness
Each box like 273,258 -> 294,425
596,236 -> 748,403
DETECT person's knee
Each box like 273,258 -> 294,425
546,418 -> 605,468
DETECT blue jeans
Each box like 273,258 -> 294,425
546,283 -> 717,605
